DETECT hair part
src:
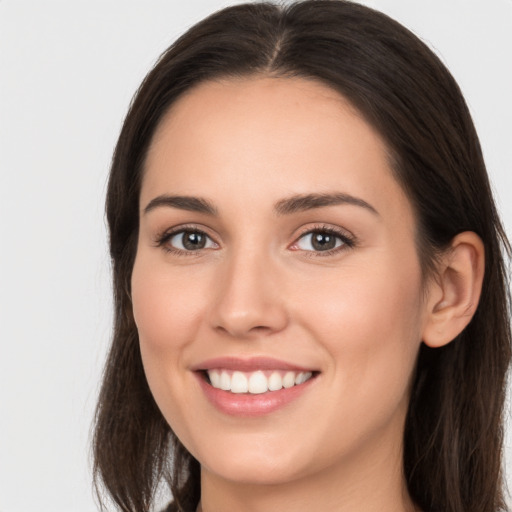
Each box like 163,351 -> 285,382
93,2 -> 511,511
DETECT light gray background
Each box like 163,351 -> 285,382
0,1 -> 510,510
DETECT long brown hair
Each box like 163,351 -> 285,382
93,2 -> 511,511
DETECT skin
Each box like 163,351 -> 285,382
131,76 -> 484,512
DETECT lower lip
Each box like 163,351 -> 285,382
195,372 -> 317,417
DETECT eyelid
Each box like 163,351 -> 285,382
153,223 -> 219,255
152,222 -> 355,257
289,224 -> 356,255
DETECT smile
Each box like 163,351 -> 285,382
206,369 -> 314,394
193,357 -> 319,417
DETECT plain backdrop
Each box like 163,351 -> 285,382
0,1 -> 511,511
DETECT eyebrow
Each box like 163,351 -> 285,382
274,192 -> 379,216
142,192 -> 378,217
143,195 -> 218,216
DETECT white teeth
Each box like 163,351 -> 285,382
268,371 -> 283,391
230,371 -> 248,393
282,371 -> 295,388
248,371 -> 268,394
209,370 -> 221,388
295,371 -> 312,385
206,369 -> 314,393
220,371 -> 231,391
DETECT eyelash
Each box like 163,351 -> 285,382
292,224 -> 356,257
153,224 -> 216,257
153,223 -> 356,257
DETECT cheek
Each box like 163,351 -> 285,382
130,256 -> 211,450
130,255 -> 210,423
300,253 -> 423,336
297,252 -> 424,404
131,258 -> 208,353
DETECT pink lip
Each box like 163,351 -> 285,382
191,356 -> 315,372
192,356 -> 318,417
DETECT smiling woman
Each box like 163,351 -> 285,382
92,2 -> 511,512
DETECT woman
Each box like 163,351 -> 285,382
93,1 -> 511,511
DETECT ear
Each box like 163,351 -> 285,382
422,231 -> 485,348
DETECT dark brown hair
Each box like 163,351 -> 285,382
93,2 -> 511,511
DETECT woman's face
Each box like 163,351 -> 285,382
132,76 -> 432,486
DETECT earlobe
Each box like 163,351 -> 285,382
422,232 -> 485,348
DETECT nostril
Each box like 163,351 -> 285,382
213,323 -> 276,338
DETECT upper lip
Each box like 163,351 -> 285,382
191,356 -> 317,373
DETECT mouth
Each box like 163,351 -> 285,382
192,356 -> 320,416
201,368 -> 316,394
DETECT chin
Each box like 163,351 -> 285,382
189,428 -> 324,486
202,453 -> 306,486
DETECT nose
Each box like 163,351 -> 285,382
209,249 -> 289,339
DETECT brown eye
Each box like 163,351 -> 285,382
168,230 -> 216,251
295,229 -> 349,252
310,232 -> 338,251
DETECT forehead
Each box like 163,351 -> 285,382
147,76 -> 379,169
142,76 -> 411,223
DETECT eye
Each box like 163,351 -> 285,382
162,229 -> 217,252
293,228 -> 353,253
